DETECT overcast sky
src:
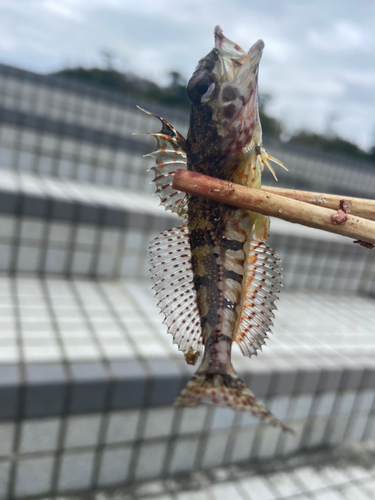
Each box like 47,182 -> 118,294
1,0 -> 374,150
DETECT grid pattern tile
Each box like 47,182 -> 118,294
1,63 -> 375,199
0,276 -> 374,366
1,62 -> 375,499
3,435 -> 375,498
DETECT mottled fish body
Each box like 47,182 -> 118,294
139,27 -> 289,430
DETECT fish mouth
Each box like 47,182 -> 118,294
248,39 -> 265,66
214,26 -> 264,96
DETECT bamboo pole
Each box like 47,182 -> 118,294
172,169 -> 375,246
261,186 -> 375,221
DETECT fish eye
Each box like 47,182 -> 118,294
187,71 -> 215,104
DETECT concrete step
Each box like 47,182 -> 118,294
32,443 -> 375,500
0,275 -> 375,497
0,168 -> 374,293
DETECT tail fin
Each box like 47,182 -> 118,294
175,371 -> 292,432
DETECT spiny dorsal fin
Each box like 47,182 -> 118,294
136,107 -> 188,218
148,225 -> 203,363
235,241 -> 282,357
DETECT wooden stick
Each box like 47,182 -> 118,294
261,186 -> 375,221
172,169 -> 375,246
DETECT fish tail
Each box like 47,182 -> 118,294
175,370 -> 292,433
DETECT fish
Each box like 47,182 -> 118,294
138,26 -> 290,431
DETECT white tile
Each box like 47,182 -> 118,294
231,427 -> 256,463
169,437 -> 199,474
341,484 -> 371,500
105,410 -> 140,444
15,456 -> 54,498
59,330 -> 91,342
98,446 -> 132,486
17,246 -> 41,273
356,390 -> 375,412
144,407 -> 175,439
308,417 -> 329,447
48,222 -> 71,244
202,430 -> 229,469
75,227 -> 96,246
57,451 -> 95,492
328,415 -> 351,445
268,471 -> 303,496
71,251 -> 93,275
135,441 -> 167,480
100,342 -> 135,359
314,490 -> 344,500
0,245 -> 12,271
20,418 -> 60,453
22,328 -> 55,340
20,219 -> 45,241
178,406 -> 208,435
0,461 -> 10,500
44,249 -> 67,274
239,476 -> 276,500
315,392 -> 336,417
64,415 -> 102,449
344,414 -> 368,443
239,412 -> 261,428
135,478 -> 168,497
0,215 -> 16,238
337,391 -> 357,414
0,345 -> 19,363
321,466 -> 351,486
64,344 -> 101,360
211,482 -> 244,500
269,396 -> 290,420
293,466 -> 329,490
135,341 -> 169,358
292,394 -> 313,419
211,408 -> 235,430
346,465 -> 373,482
257,426 -> 281,460
280,420 -> 304,456
176,491 -> 210,500
23,344 -> 62,362
0,423 -> 14,457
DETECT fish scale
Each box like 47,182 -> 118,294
140,26 -> 290,432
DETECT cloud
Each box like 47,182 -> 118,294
0,0 -> 374,150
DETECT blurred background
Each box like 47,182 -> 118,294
0,1 -> 375,499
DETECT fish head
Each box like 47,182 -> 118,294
187,26 -> 264,174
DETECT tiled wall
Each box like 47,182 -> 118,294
1,208 -> 374,291
0,276 -> 375,496
1,63 -> 375,199
0,63 -> 375,499
1,386 -> 375,498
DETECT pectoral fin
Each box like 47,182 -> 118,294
235,241 -> 282,357
148,225 -> 203,363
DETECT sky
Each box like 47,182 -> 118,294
0,0 -> 375,151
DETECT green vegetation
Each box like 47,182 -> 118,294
53,67 -> 191,109
288,132 -> 374,163
53,66 -> 374,164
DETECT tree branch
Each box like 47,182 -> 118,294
172,170 -> 375,246
261,186 -> 375,221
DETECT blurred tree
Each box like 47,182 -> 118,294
369,127 -> 375,163
258,94 -> 283,138
101,49 -> 115,70
288,131 -> 373,163
52,66 -> 375,164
